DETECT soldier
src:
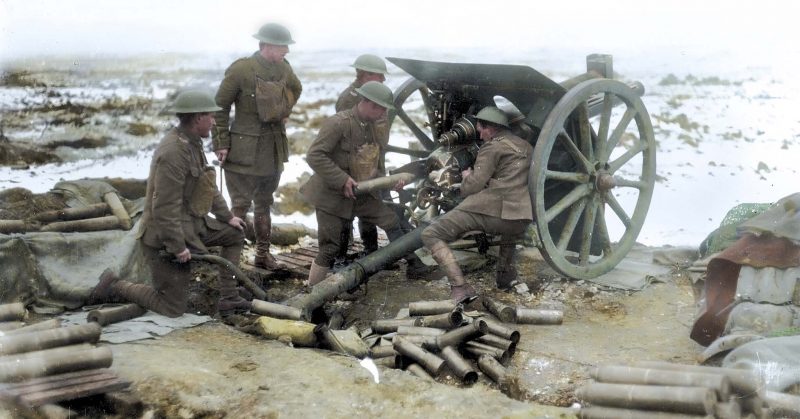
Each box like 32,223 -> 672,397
421,106 -> 534,303
213,22 -> 303,270
89,90 -> 250,316
334,54 -> 390,260
301,81 -> 420,286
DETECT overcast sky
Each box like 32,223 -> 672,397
1,0 -> 797,60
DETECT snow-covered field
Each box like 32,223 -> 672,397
2,46 -> 799,247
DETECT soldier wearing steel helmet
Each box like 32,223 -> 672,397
301,81 -> 423,286
213,22 -> 303,270
89,90 -> 250,316
421,106 -> 534,303
334,54 -> 390,261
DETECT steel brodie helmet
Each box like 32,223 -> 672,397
352,54 -> 388,74
170,90 -> 222,114
253,23 -> 295,45
475,106 -> 510,128
355,81 -> 395,110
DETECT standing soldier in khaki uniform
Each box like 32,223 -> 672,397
421,106 -> 534,303
89,90 -> 250,316
334,54 -> 389,260
301,81 -> 418,286
213,22 -> 303,270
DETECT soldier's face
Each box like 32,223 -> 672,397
262,44 -> 289,63
195,113 -> 215,138
362,72 -> 385,83
477,122 -> 493,141
361,100 -> 387,121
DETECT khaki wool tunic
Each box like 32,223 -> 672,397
138,127 -> 234,255
300,108 -> 389,219
458,129 -> 534,221
213,52 -> 303,176
335,81 -> 360,113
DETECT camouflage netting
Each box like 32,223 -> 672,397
0,179 -> 150,310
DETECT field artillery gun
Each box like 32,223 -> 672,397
284,54 -> 656,318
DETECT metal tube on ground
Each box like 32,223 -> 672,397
391,334 -> 437,349
392,337 -> 446,377
4,319 -> 62,335
440,346 -> 478,385
372,318 -> 421,334
32,203 -> 108,223
38,215 -> 121,232
417,311 -> 463,329
87,304 -> 147,327
476,334 -> 516,355
515,308 -> 563,325
254,316 -> 317,347
738,396 -> 764,417
631,361 -> 762,398
369,345 -> 397,359
250,300 -> 303,320
765,390 -> 800,417
190,254 -> 267,301
0,343 -> 94,362
482,318 -> 520,343
714,400 -> 741,419
0,220 -> 27,234
0,323 -> 101,356
463,341 -> 509,364
482,298 -> 516,323
575,382 -> 717,415
408,300 -> 457,316
396,326 -> 445,336
103,191 -> 132,230
592,365 -> 731,400
0,302 -> 27,322
405,363 -> 435,381
0,346 -> 113,382
434,320 -> 487,350
477,354 -> 508,389
283,226 -> 426,320
579,406 -> 714,419
0,321 -> 23,332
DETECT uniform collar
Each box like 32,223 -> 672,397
176,126 -> 203,145
254,51 -> 280,69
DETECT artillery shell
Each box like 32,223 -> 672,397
4,319 -> 62,335
369,345 -> 397,359
631,361 -> 762,398
39,215 -> 121,232
254,316 -> 317,347
392,334 -> 437,350
314,324 -> 369,358
405,363 -> 435,381
482,298 -> 516,323
396,326 -> 445,336
251,300 -> 303,320
0,220 -> 26,234
393,337 -> 446,377
103,191 -> 132,230
477,354 -> 508,388
714,401 -> 741,419
32,202 -> 108,223
435,320 -> 486,350
515,308 -> 563,325
88,304 -> 146,327
765,390 -> 800,417
592,365 -> 731,400
0,302 -> 27,322
579,406 -> 713,419
576,382 -> 717,415
463,341 -> 509,365
0,323 -> 101,356
408,300 -> 457,316
0,345 -> 112,382
371,318 -> 421,334
475,334 -> 516,355
482,318 -> 520,343
0,321 -> 23,332
440,346 -> 478,385
417,311 -> 463,329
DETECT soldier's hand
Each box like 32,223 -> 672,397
392,179 -> 406,191
175,248 -> 191,263
215,148 -> 230,164
343,177 -> 358,200
461,167 -> 473,179
229,216 -> 246,231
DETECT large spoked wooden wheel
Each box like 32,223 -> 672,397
531,79 -> 656,279
387,77 -> 438,152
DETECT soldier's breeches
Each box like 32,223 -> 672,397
113,245 -> 192,318
225,171 -> 281,216
421,209 -> 529,248
315,209 -> 349,268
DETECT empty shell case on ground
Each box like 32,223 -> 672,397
514,308 -> 563,325
250,300 -> 303,320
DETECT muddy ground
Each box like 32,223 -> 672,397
102,244 -> 702,418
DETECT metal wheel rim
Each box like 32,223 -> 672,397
387,77 -> 437,151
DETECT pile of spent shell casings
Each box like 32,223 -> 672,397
361,297 -> 563,388
576,361 -> 772,418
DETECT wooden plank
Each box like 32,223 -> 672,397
275,254 -> 312,267
292,248 -> 319,258
283,253 -> 316,263
20,377 -> 130,406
